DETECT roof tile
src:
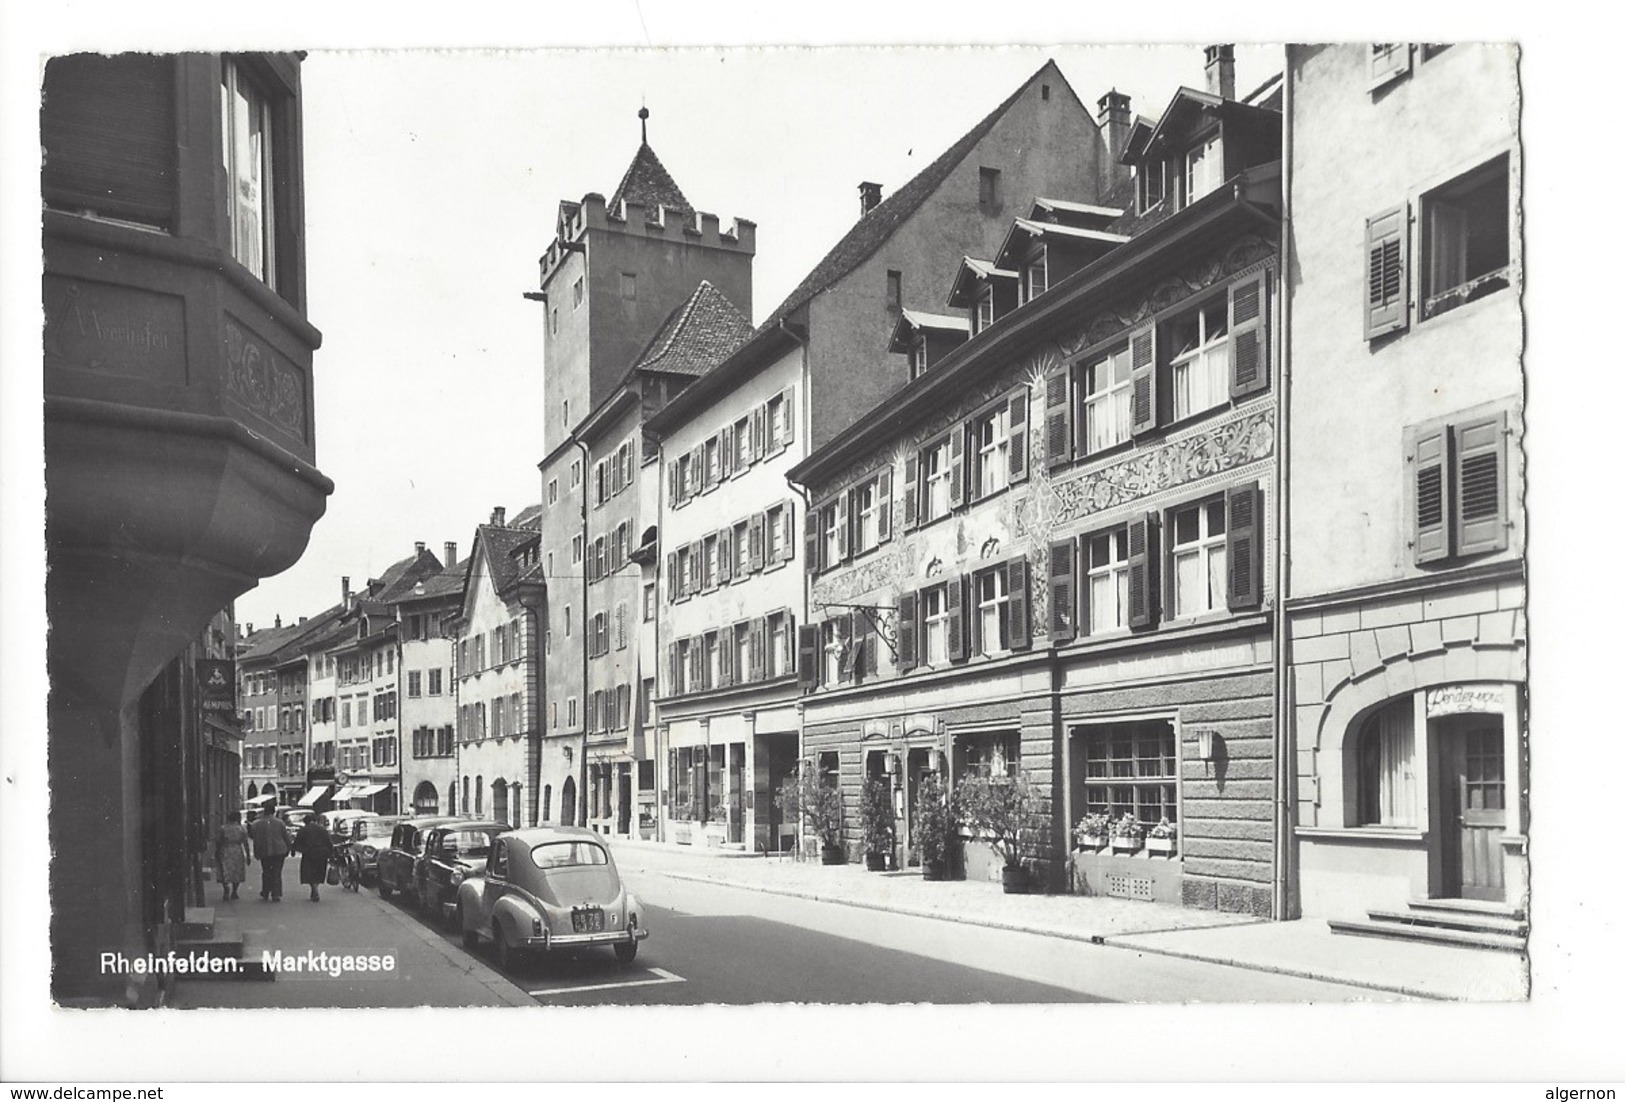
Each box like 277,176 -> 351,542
632,280 -> 754,377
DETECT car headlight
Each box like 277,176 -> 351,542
450,869 -> 464,887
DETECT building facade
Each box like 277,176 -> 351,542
1283,44 -> 1526,926
396,546 -> 464,818
791,56 -> 1288,914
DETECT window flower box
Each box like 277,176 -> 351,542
1146,836 -> 1176,856
1109,813 -> 1146,854
1077,833 -> 1108,850
1110,834 -> 1143,854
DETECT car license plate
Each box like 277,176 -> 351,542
572,909 -> 604,933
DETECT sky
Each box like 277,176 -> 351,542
5,0 -> 1624,1083
232,42 -> 1281,629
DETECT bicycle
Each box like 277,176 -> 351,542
338,847 -> 362,892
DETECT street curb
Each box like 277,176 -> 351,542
660,870 -> 1454,1002
368,894 -> 537,1008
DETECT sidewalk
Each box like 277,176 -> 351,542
610,839 -> 1529,1001
169,878 -> 532,1009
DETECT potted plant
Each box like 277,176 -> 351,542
911,772 -> 953,881
952,773 -> 1050,894
1146,818 -> 1178,856
860,777 -> 896,871
775,768 -> 846,864
1109,813 -> 1146,854
1072,813 -> 1111,851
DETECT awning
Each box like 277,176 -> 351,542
330,786 -> 358,802
298,785 -> 331,807
349,783 -> 388,798
245,793 -> 276,804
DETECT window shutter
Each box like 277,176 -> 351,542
719,426 -> 733,480
864,614 -> 879,677
1008,556 -> 1032,650
719,633 -> 733,687
744,513 -> 760,572
750,620 -> 765,681
1369,43 -> 1412,88
1365,205 -> 1410,339
804,507 -> 822,574
781,503 -> 795,562
1045,363 -> 1072,471
1129,323 -> 1158,436
665,551 -> 676,600
1008,388 -> 1029,484
835,493 -> 850,562
1454,412 -> 1508,556
897,590 -> 918,672
781,390 -> 795,446
668,462 -> 679,507
752,406 -> 766,461
1127,512 -> 1158,628
617,603 -> 627,650
947,574 -> 968,662
877,468 -> 893,544
719,528 -> 733,584
1228,271 -> 1270,399
1225,484 -> 1263,610
667,643 -> 679,695
1412,425 -> 1451,564
1049,538 -> 1076,643
798,624 -> 820,689
903,455 -> 919,529
948,428 -> 966,508
41,55 -> 177,230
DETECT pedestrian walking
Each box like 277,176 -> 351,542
213,811 -> 251,900
292,816 -> 335,902
248,806 -> 290,901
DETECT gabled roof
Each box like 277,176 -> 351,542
994,217 -> 1130,271
608,141 -> 693,221
630,280 -> 754,378
946,256 -> 1017,309
889,309 -> 971,354
367,547 -> 445,603
397,557 -> 471,605
763,60 -> 1078,327
1135,86 -> 1281,163
466,517 -> 545,608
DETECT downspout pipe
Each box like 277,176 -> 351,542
575,436 -> 591,831
1273,64 -> 1295,922
778,318 -> 811,776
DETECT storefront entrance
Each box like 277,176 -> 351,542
1436,716 -> 1507,901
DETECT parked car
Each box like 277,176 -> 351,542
375,817 -> 457,901
320,809 -> 378,846
282,807 -> 318,834
346,815 -> 403,887
417,821 -> 507,925
456,826 -> 648,969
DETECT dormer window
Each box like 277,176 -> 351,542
974,287 -> 995,335
1185,133 -> 1223,206
909,336 -> 929,380
1021,246 -> 1048,304
1138,161 -> 1166,215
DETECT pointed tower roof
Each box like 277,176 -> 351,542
608,109 -> 693,220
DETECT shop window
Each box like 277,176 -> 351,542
1079,722 -> 1177,829
1356,699 -> 1418,827
1421,155 -> 1511,321
957,731 -> 1019,780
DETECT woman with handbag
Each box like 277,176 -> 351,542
213,811 -> 251,900
291,816 -> 335,902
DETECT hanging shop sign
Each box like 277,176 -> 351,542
1426,684 -> 1508,717
196,659 -> 236,714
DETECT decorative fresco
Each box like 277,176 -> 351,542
224,317 -> 307,441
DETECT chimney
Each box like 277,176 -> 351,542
859,181 -> 883,217
1204,44 -> 1236,101
1096,89 -> 1133,190
491,505 -> 506,527
274,614 -> 282,629
246,623 -> 254,636
342,576 -> 352,612
445,542 -> 457,568
415,540 -> 426,556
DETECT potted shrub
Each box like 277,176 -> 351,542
952,774 -> 1050,894
1146,818 -> 1178,856
911,772 -> 953,881
1109,813 -> 1146,854
860,777 -> 896,871
1072,813 -> 1111,851
775,769 -> 846,864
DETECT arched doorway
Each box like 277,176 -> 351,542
543,784 -> 553,822
492,778 -> 508,825
561,777 -> 577,826
413,782 -> 438,816
246,782 -> 258,799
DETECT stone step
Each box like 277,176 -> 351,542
1328,917 -> 1526,953
1408,897 -> 1526,921
1368,908 -> 1528,936
176,917 -> 244,960
178,907 -> 214,939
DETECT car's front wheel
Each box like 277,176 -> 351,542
378,879 -> 393,900
614,940 -> 638,965
495,925 -> 522,971
459,904 -> 478,950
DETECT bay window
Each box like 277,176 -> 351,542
221,59 -> 277,288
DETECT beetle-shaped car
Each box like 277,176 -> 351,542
455,826 -> 648,969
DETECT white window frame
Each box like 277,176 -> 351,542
921,584 -> 949,665
1081,345 -> 1133,454
1169,498 -> 1228,620
1185,132 -> 1223,207
922,438 -> 952,523
851,479 -> 878,556
1086,528 -> 1132,635
974,407 -> 1011,499
975,568 -> 1010,656
1170,298 -> 1230,422
767,613 -> 789,679
220,60 -> 277,288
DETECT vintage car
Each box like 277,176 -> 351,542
456,827 -> 648,969
320,809 -> 378,845
374,816 -> 455,900
346,815 -> 403,886
417,821 -> 507,925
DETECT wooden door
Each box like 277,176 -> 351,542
1442,721 -> 1507,900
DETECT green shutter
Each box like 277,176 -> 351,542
1366,205 -> 1410,339
1129,323 -> 1158,436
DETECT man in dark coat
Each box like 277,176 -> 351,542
291,817 -> 335,901
247,807 -> 290,901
